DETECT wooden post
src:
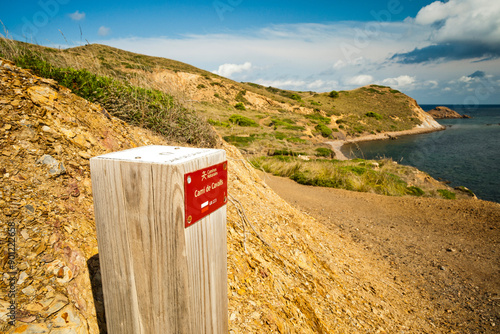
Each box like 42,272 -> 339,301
90,145 -> 228,334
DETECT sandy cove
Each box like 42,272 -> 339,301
326,124 -> 446,160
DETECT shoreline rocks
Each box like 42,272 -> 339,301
427,106 -> 471,119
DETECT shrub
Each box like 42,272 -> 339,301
315,147 -> 334,157
229,114 -> 257,126
365,111 -> 383,120
270,149 -> 303,156
234,102 -> 246,111
208,119 -> 230,127
329,90 -> 339,98
305,114 -> 331,124
315,124 -> 333,138
438,189 -> 456,199
196,84 -> 206,89
284,124 -> 305,131
286,137 -> 306,143
290,93 -> 302,102
407,186 -> 425,196
223,135 -> 256,146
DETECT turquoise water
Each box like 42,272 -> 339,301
341,105 -> 500,203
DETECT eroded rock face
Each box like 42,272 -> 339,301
427,106 -> 471,119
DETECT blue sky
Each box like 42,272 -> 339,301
1,0 -> 499,104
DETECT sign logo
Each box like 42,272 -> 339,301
184,161 -> 228,228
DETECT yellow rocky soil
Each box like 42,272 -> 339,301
0,58 -> 471,333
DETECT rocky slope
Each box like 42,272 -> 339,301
0,59 -> 457,333
427,106 -> 471,119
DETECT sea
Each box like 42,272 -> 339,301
341,105 -> 500,203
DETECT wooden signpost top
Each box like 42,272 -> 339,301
90,145 -> 228,334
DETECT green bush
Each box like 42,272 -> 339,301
290,93 -> 302,102
365,111 -> 383,120
305,114 -> 331,124
208,119 -> 230,127
229,114 -> 257,126
223,135 -> 256,146
234,102 -> 246,110
329,90 -> 339,98
286,137 -> 306,143
407,186 -> 425,196
315,124 -> 333,138
270,149 -> 303,157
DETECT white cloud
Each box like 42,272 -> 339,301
69,10 -> 85,21
345,75 -> 374,86
415,0 -> 500,45
97,19 -> 500,103
98,26 -> 111,37
255,79 -> 306,89
380,75 -> 416,89
213,62 -> 252,78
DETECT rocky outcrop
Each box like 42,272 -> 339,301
427,106 -> 471,119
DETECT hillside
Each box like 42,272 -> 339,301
0,56 -> 472,333
0,41 -> 443,158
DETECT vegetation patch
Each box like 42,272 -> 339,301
6,47 -> 217,147
208,119 -> 230,128
235,90 -> 250,104
305,113 -> 331,124
223,135 -> 256,146
315,124 -> 333,138
229,114 -> 258,127
234,102 -> 246,111
438,189 -> 456,199
407,186 -> 425,196
365,111 -> 383,120
329,90 -> 339,98
315,147 -> 334,157
250,157 -> 413,196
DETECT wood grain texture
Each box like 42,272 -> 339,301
90,147 -> 227,334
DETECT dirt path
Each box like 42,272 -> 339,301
259,172 -> 500,333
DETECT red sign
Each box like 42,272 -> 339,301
184,161 -> 228,228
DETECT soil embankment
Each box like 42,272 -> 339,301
260,172 -> 500,333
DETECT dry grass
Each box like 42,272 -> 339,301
250,156 -> 439,197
